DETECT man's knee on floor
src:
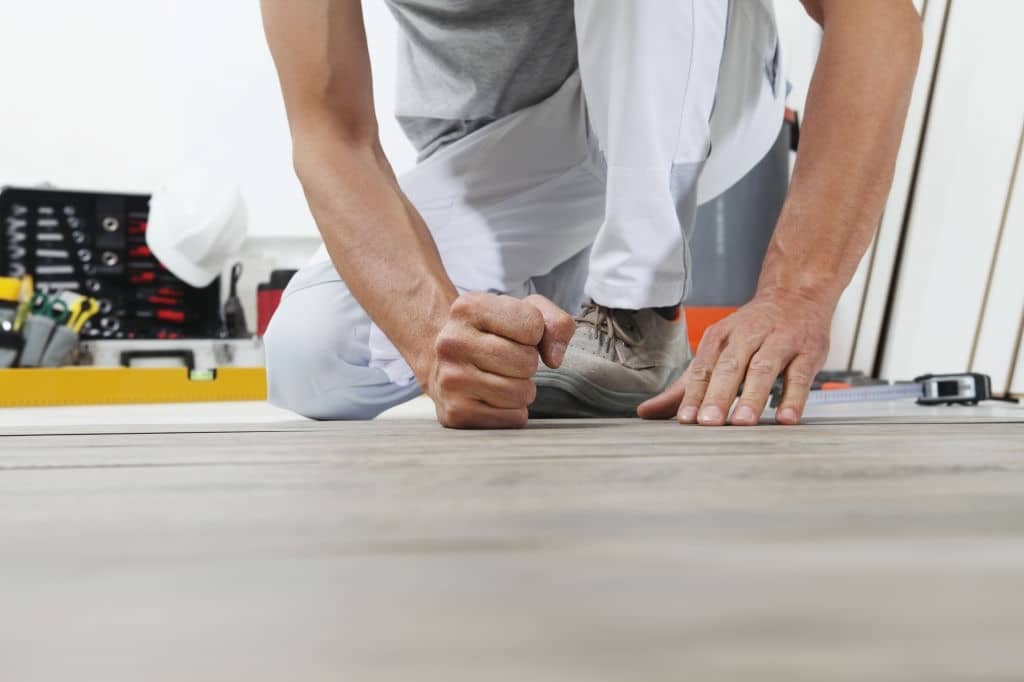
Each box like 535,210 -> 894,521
263,298 -> 385,421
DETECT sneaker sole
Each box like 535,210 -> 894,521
530,368 -> 682,419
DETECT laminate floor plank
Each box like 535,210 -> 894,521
2,417 -> 1023,681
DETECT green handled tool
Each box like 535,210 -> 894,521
31,292 -> 71,325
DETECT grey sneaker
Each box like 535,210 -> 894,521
531,301 -> 693,418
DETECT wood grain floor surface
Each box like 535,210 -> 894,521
2,418 -> 1023,681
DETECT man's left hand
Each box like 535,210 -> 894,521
637,291 -> 833,426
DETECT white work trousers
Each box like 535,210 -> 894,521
265,0 -> 785,419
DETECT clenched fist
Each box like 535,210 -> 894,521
427,292 -> 575,429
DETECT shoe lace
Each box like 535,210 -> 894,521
577,301 -> 643,362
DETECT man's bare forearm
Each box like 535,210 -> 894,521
261,0 -> 456,385
262,0 -> 576,428
756,0 -> 923,309
293,130 -> 457,384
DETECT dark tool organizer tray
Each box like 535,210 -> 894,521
1,187 -> 221,339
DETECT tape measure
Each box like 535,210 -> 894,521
796,372 -> 996,407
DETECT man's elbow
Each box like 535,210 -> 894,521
798,0 -> 825,25
806,0 -> 923,62
889,2 -> 924,71
904,5 -> 924,60
802,0 -> 922,34
290,113 -> 380,181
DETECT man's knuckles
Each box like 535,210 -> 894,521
516,301 -> 546,345
434,327 -> 468,360
436,402 -> 476,429
520,378 -> 538,406
434,364 -> 466,392
523,294 -> 575,340
785,367 -> 816,388
448,292 -> 485,320
698,325 -> 725,350
745,354 -> 779,378
437,402 -> 528,430
434,351 -> 535,405
687,361 -> 714,384
713,355 -> 742,375
508,346 -> 541,377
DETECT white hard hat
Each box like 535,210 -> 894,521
146,170 -> 247,288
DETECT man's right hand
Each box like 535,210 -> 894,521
426,293 -> 575,429
264,2 -> 575,427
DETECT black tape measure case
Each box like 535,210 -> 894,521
0,187 -> 221,339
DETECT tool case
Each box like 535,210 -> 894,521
0,339 -> 267,407
1,186 -> 221,339
0,366 -> 267,407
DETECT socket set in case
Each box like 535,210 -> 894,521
1,187 -> 221,339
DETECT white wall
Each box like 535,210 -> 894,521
775,1 -> 821,115
172,1 -> 418,239
851,0 -> 945,374
361,1 -> 418,175
0,1 -> 183,193
880,0 -> 1024,385
0,1 -> 413,240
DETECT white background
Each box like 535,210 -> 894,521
0,1 -> 414,238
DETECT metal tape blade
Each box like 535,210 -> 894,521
804,383 -> 924,405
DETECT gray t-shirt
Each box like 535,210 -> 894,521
385,0 -> 578,159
